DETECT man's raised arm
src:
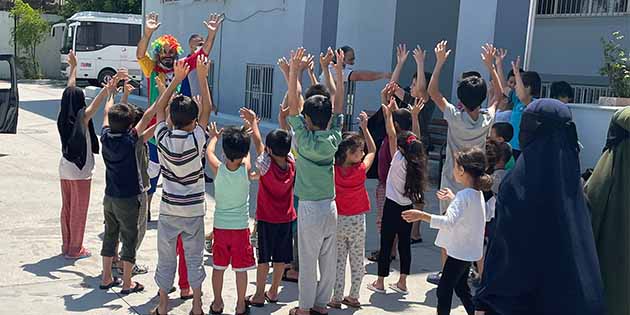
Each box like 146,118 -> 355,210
200,13 -> 224,55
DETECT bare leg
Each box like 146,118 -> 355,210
441,248 -> 447,268
397,274 -> 408,291
411,221 -> 422,240
191,287 -> 203,314
268,263 -> 285,300
121,260 -> 134,290
235,271 -> 248,313
211,269 -> 225,312
101,256 -> 114,285
157,289 -> 169,314
372,276 -> 385,290
251,263 -> 269,304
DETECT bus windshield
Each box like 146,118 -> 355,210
61,25 -> 73,54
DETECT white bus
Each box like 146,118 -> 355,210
52,11 -> 143,86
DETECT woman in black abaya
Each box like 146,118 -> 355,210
474,99 -> 605,315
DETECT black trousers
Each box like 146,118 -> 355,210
378,198 -> 412,277
437,256 -> 474,315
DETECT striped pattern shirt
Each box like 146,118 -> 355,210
155,121 -> 207,217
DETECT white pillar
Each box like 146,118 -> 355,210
450,0 -> 498,103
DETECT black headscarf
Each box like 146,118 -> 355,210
57,86 -> 99,169
474,99 -> 605,315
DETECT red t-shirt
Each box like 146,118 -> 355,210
256,153 -> 296,223
335,163 -> 370,216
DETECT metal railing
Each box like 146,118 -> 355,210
537,0 -> 629,17
244,63 -> 274,120
343,80 -> 356,131
541,82 -> 614,103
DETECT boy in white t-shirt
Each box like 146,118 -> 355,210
426,41 -> 500,284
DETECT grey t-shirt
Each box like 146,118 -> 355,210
439,103 -> 493,213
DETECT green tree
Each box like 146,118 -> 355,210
60,0 -> 141,18
10,0 -> 49,79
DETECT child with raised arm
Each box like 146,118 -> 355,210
99,70 -> 150,295
287,47 -> 344,315
508,56 -> 541,159
57,50 -> 101,259
152,57 -> 211,315
402,147 -> 491,315
368,97 -> 428,296
327,111 -> 376,309
426,41 -> 495,284
241,107 -> 296,308
205,118 -> 256,315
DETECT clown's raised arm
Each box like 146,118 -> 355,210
137,12 -> 161,61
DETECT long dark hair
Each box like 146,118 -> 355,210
455,147 -> 493,191
397,131 -> 427,203
335,132 -> 365,166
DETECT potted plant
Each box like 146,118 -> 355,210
599,31 -> 630,106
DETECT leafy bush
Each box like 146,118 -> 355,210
600,31 -> 630,98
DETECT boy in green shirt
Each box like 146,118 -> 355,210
286,48 -> 345,315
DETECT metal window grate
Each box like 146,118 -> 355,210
541,82 -> 614,103
245,64 -> 274,120
537,0 -> 629,17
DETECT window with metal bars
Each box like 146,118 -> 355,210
541,82 -> 614,103
244,64 -> 274,120
537,0 -> 629,16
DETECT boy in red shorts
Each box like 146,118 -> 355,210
205,118 -> 256,315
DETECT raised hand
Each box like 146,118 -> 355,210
67,50 -> 77,69
401,209 -> 425,223
412,45 -> 426,66
319,47 -> 334,68
155,76 -> 166,94
278,103 -> 289,120
196,55 -> 210,78
495,48 -> 508,64
434,40 -> 452,66
410,97 -> 426,116
436,188 -> 455,201
511,56 -> 521,75
277,57 -> 289,77
204,13 -> 224,34
396,43 -> 409,65
145,12 -> 161,33
173,60 -> 191,82
208,121 -> 223,138
239,107 -> 257,126
334,48 -> 345,76
290,47 -> 305,70
481,43 -> 496,68
298,53 -> 314,72
380,82 -> 396,105
357,111 -> 369,130
123,81 -> 136,95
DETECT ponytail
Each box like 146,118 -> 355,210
397,131 -> 428,203
455,147 -> 494,191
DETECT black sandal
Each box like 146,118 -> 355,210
245,294 -> 264,307
209,302 -> 223,315
264,292 -> 278,303
235,305 -> 250,315
120,282 -> 144,294
150,307 -> 167,315
99,277 -> 122,290
282,269 -> 298,283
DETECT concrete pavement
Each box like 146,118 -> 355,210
0,82 -> 468,315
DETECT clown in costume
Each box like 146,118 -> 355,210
136,11 -> 224,219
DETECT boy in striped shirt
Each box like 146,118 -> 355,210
151,57 -> 212,315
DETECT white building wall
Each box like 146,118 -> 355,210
145,0 -> 306,118
335,0 -> 397,114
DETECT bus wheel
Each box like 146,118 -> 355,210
97,69 -> 116,86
